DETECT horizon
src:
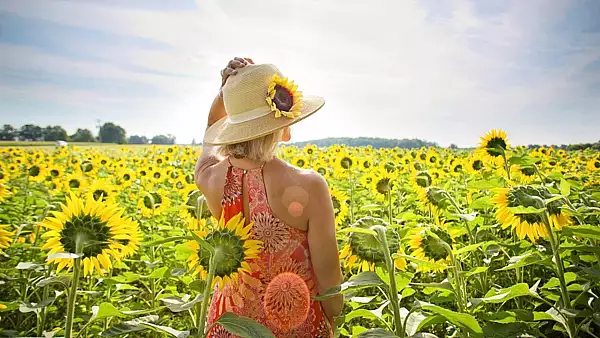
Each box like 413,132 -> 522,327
1,0 -> 600,148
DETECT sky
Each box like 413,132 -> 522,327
1,0 -> 599,147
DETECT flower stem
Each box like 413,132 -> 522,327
542,212 -> 576,337
348,170 -> 354,224
387,191 -> 393,226
445,243 -> 466,313
374,226 -> 403,337
198,254 -> 216,336
501,152 -> 512,182
65,238 -> 84,338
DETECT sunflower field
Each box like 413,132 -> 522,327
0,130 -> 600,338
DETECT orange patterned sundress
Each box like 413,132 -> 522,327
206,162 -> 333,337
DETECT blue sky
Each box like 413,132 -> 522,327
1,0 -> 599,147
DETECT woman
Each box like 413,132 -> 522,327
194,57 -> 343,337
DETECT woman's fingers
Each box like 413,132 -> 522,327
243,58 -> 254,64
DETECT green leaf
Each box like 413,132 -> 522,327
36,276 -> 71,288
480,310 -> 555,323
101,315 -> 159,337
313,272 -> 386,300
400,308 -> 427,336
541,272 -> 577,289
19,297 -> 57,313
189,279 -> 206,293
454,212 -> 478,222
455,243 -> 485,256
482,322 -> 535,338
357,328 -> 399,337
560,179 -> 571,197
46,252 -> 82,260
142,236 -> 189,247
140,322 -> 189,338
467,177 -> 505,190
90,303 -> 126,322
561,225 -> 600,241
414,300 -> 483,338
471,196 -> 493,210
169,268 -> 186,277
465,267 -> 489,278
508,156 -> 537,166
507,206 -> 545,214
115,283 -> 138,291
337,227 -> 378,237
469,283 -> 539,308
213,312 -> 275,338
16,262 -> 43,270
161,294 -> 203,313
147,267 -> 169,279
394,254 -> 448,271
496,252 -> 544,271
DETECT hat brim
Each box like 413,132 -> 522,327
203,95 -> 325,145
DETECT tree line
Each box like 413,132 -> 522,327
0,123 -> 176,145
293,137 -> 439,149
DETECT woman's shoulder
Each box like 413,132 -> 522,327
271,158 -> 329,193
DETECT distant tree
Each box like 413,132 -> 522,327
19,124 -> 43,141
151,134 -> 176,145
449,143 -> 458,149
70,128 -> 96,142
0,124 -> 17,141
191,138 -> 197,145
99,123 -> 127,144
128,135 -> 148,144
43,125 -> 68,141
293,137 -> 438,149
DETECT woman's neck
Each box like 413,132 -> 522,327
228,156 -> 270,169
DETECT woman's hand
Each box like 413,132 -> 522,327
220,57 -> 254,87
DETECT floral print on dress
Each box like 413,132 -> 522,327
206,164 -> 332,338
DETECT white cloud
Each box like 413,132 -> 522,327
0,0 -> 599,146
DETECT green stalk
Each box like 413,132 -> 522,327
387,191 -> 393,226
348,170 -> 354,224
198,255 -> 216,336
541,212 -> 576,336
37,268 -> 51,337
444,242 -> 466,313
374,226 -> 404,337
501,152 -> 512,182
65,237 -> 84,338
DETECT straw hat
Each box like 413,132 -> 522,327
203,63 -> 325,145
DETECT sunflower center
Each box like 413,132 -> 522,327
143,193 -> 163,209
362,161 -> 371,169
453,164 -> 463,173
485,137 -> 507,156
28,166 -> 40,177
81,161 -> 94,173
415,172 -> 432,188
93,189 -> 109,202
341,157 -> 353,169
59,215 -> 111,257
198,230 -> 245,278
375,177 -> 392,195
296,159 -> 305,167
317,167 -> 326,176
472,160 -> 483,171
69,179 -> 81,189
273,85 -> 293,112
153,172 -> 161,179
429,156 -> 437,163
50,169 -> 60,177
595,161 -> 600,169
419,153 -> 427,161
331,196 -> 341,217
420,229 -> 450,261
123,174 -> 131,181
520,166 -> 536,177
349,218 -> 399,265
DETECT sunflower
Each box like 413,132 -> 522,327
449,160 -> 465,175
86,179 -> 117,204
27,164 -> 47,182
312,160 -> 330,177
0,225 -> 14,252
358,157 -> 374,172
115,168 -> 136,186
411,170 -> 435,191
477,129 -> 510,160
339,217 -> 405,272
64,174 -> 89,193
466,156 -> 486,174
138,189 -> 171,218
491,186 -> 571,242
407,227 -> 452,272
333,151 -> 355,176
302,144 -> 318,157
426,149 -> 440,167
330,186 -> 349,228
40,194 -> 140,276
587,158 -> 600,172
0,184 -> 11,202
185,212 -> 262,289
266,74 -> 304,119
371,169 -> 395,201
417,186 -> 450,215
291,155 -> 309,169
512,165 -> 537,184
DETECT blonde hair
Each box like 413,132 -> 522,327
218,129 -> 284,163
